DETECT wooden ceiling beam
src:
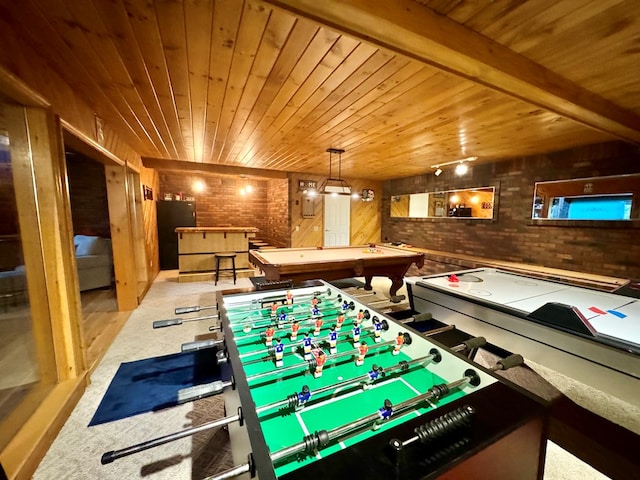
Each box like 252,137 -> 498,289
260,0 -> 640,144
141,157 -> 288,179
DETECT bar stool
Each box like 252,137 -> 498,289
215,253 -> 237,285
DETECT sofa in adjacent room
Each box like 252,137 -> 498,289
73,234 -> 113,291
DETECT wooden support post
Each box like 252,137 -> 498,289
105,164 -> 139,311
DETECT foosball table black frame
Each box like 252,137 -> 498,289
217,281 -> 550,480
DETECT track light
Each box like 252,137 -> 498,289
431,156 -> 476,176
455,163 -> 469,175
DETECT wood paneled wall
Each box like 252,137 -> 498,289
382,141 -> 640,279
140,166 -> 159,280
289,172 -> 382,247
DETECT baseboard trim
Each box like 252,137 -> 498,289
0,372 -> 88,479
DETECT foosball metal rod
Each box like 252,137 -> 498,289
153,314 -> 220,329
271,369 -> 479,463
387,354 -> 524,458
245,332 -> 412,383
175,304 -> 218,315
100,408 -> 243,464
399,312 -> 433,324
222,288 -> 334,310
231,307 -> 355,342
205,369 -> 479,480
181,338 -> 224,352
239,318 -> 385,362
228,301 -> 356,330
255,348 -> 441,414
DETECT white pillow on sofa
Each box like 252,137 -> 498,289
74,235 -> 111,257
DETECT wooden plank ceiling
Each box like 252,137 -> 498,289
1,0 -> 639,180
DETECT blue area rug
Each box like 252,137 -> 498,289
89,348 -> 230,426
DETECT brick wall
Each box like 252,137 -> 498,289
266,178 -> 289,247
159,173 -> 269,236
66,152 -> 111,238
382,142 -> 640,279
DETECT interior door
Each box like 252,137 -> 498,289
323,195 -> 350,246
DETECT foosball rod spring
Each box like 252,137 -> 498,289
388,404 -> 475,454
187,369 -> 482,480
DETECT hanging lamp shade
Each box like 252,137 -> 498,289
319,148 -> 352,195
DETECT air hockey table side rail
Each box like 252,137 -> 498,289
406,269 -> 640,406
218,280 -> 549,480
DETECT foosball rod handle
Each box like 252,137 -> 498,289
399,312 -> 432,324
451,336 -> 487,353
181,338 -> 224,352
100,407 -> 243,465
493,353 -> 525,371
175,304 -> 217,315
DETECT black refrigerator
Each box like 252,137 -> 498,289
157,200 -> 196,270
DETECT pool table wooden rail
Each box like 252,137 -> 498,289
249,245 -> 424,297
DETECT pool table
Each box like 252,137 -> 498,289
249,245 -> 424,297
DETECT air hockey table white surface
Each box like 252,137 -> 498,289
417,268 -> 640,348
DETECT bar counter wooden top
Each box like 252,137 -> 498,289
175,226 -> 259,233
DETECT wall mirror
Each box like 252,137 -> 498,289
391,186 -> 495,219
532,174 -> 640,220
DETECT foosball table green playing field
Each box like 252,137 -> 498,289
217,280 -> 548,480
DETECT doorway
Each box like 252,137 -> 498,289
323,195 -> 350,246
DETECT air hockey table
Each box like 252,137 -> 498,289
406,268 -> 640,406
249,245 -> 424,298
216,280 -> 547,480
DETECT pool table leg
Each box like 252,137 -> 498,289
389,276 -> 404,297
363,275 -> 373,291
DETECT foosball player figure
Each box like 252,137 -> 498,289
356,342 -> 368,366
290,320 -> 300,341
277,311 -> 287,328
336,313 -> 345,331
311,296 -> 319,308
363,364 -> 384,389
314,316 -> 324,336
373,317 -> 382,343
270,302 -> 278,318
356,309 -> 365,326
295,385 -> 311,410
373,399 -> 394,430
393,332 -> 404,355
274,339 -> 285,367
328,325 -> 338,354
311,305 -> 321,317
341,301 -> 350,313
286,290 -> 293,305
314,350 -> 327,378
265,325 -> 276,346
303,332 -> 313,360
352,323 -> 361,348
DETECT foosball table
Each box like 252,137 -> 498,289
215,280 -> 548,480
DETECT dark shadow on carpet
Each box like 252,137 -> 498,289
89,348 -> 230,426
329,278 -> 365,289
